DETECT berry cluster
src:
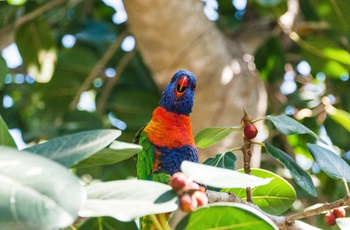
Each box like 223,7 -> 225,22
168,172 -> 208,213
324,207 -> 346,226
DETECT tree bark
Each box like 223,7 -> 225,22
123,0 -> 267,167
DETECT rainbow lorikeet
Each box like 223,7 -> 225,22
135,69 -> 198,184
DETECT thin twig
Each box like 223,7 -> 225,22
96,48 -> 136,113
149,214 -> 163,230
69,30 -> 129,109
205,190 -> 350,229
285,194 -> 350,223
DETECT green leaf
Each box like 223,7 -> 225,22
176,203 -> 278,230
74,140 -> 142,168
24,129 -> 121,168
202,152 -> 236,170
79,180 -> 178,222
181,161 -> 272,189
0,114 -> 16,147
255,36 -> 286,82
78,217 -> 138,230
301,36 -> 350,77
307,143 -> 350,181
266,115 -> 326,144
264,142 -> 317,197
326,106 -> 350,132
15,20 -> 57,83
195,127 -> 241,148
222,168 -> 296,215
0,147 -> 84,229
7,0 -> 26,5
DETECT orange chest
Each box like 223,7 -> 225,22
144,107 -> 195,148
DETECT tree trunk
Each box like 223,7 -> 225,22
123,0 -> 267,167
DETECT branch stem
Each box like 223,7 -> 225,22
242,136 -> 253,202
149,214 -> 163,230
69,30 -> 128,109
96,48 -> 136,113
206,190 -> 350,229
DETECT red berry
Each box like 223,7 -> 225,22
187,181 -> 200,190
179,194 -> 197,213
244,123 -> 258,139
333,207 -> 346,219
324,212 -> 336,226
198,186 -> 206,193
169,172 -> 188,191
193,191 -> 208,207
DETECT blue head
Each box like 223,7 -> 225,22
160,70 -> 197,116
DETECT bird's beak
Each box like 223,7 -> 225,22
178,77 -> 187,92
175,76 -> 189,98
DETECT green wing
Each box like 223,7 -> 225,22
135,129 -> 171,183
136,130 -> 154,180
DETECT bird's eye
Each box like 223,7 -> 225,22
170,77 -> 176,83
191,84 -> 196,91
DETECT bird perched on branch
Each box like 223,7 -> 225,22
135,69 -> 198,183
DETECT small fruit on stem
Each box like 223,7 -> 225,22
179,194 -> 197,213
169,172 -> 208,213
333,207 -> 346,218
194,191 -> 208,206
244,123 -> 258,139
324,212 -> 336,226
169,172 -> 188,191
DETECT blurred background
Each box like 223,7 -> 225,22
0,0 -> 350,227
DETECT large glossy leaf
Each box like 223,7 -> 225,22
79,180 -> 178,222
24,129 -> 120,168
176,203 -> 278,230
307,143 -> 350,181
265,142 -> 317,196
74,141 -> 141,168
195,127 -> 241,148
181,161 -> 271,189
15,20 -> 57,83
202,152 -> 236,170
0,147 -> 84,229
222,168 -> 296,215
0,114 -> 16,147
266,115 -> 326,144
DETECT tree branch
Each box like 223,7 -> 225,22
0,0 -> 72,50
206,190 -> 350,230
286,194 -> 350,222
69,30 -> 128,110
96,49 -> 136,113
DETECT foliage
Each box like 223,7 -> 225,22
1,0 -> 350,229
0,112 -> 350,229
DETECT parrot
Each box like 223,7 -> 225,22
134,69 -> 198,229
135,69 -> 198,184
